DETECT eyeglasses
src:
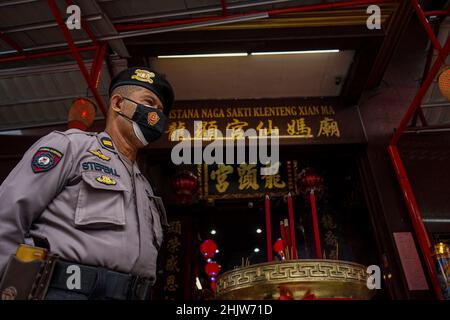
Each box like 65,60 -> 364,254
121,96 -> 163,112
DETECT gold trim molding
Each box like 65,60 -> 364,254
216,259 -> 375,300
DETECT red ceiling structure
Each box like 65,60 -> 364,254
387,0 -> 449,301
0,0 -> 448,299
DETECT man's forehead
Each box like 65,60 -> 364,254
133,87 -> 163,105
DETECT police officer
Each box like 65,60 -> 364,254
0,67 -> 174,300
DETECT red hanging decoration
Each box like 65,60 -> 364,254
200,240 -> 217,259
170,171 -> 198,205
438,67 -> 450,101
205,261 -> 221,279
296,167 -> 324,200
68,97 -> 97,131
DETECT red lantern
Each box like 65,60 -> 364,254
438,67 -> 450,101
200,240 -> 217,259
296,167 -> 324,200
68,97 -> 97,131
205,261 -> 221,278
170,171 -> 198,205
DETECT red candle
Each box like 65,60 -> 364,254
287,193 -> 298,259
310,190 -> 322,258
265,195 -> 273,261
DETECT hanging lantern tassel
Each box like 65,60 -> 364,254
265,195 -> 273,262
310,190 -> 322,259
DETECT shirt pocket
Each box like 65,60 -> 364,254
146,194 -> 167,250
75,171 -> 127,228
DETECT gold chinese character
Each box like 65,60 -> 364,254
318,117 -> 340,137
210,164 -> 233,193
194,121 -> 219,140
168,221 -> 182,235
164,275 -> 178,292
287,118 -> 313,137
165,121 -> 187,141
167,237 -> 181,254
165,254 -> 180,272
321,214 -> 337,230
237,164 -> 259,190
256,120 -> 279,137
262,174 -> 286,189
324,231 -> 338,246
226,119 -> 248,139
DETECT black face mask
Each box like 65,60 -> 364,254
118,97 -> 167,145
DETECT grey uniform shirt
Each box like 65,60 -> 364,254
0,129 -> 167,280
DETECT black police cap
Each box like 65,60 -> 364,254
109,67 -> 174,115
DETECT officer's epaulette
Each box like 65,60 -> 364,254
58,129 -> 98,136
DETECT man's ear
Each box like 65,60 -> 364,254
110,94 -> 123,113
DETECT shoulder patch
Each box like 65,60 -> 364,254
96,175 -> 117,185
89,149 -> 110,161
31,147 -> 64,173
100,137 -> 115,151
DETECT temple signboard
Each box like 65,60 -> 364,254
198,161 -> 298,200
150,98 -> 366,148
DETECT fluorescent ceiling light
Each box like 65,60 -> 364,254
158,52 -> 248,58
158,50 -> 340,59
423,218 -> 450,223
251,49 -> 340,56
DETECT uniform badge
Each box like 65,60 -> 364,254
100,137 -> 115,151
89,149 -> 110,161
31,147 -> 63,173
131,69 -> 155,84
147,111 -> 160,126
96,175 -> 117,186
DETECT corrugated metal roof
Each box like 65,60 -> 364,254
0,0 -> 126,57
0,59 -> 117,130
